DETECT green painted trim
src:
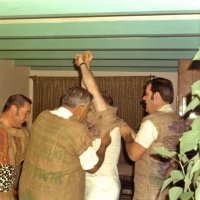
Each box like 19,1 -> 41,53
0,20 -> 199,38
0,50 -> 196,60
0,0 -> 198,73
15,59 -> 177,67
193,48 -> 200,61
29,66 -> 177,72
0,37 -> 199,50
0,0 -> 199,18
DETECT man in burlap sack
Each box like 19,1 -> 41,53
0,94 -> 32,200
125,78 -> 186,200
18,86 -> 111,200
74,51 -> 133,200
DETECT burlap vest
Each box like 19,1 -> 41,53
86,106 -> 125,138
19,111 -> 92,200
134,111 -> 185,200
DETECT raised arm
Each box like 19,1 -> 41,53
75,51 -> 107,112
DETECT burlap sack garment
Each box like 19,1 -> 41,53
86,106 -> 126,139
134,112 -> 185,200
19,111 -> 92,200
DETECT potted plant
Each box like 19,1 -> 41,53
155,80 -> 200,200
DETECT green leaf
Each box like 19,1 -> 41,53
195,174 -> 200,185
184,156 -> 200,191
191,80 -> 200,97
154,146 -> 177,158
178,153 -> 189,164
160,80 -> 200,200
169,187 -> 183,200
190,160 -> 200,179
191,116 -> 200,130
179,129 -> 199,154
195,183 -> 200,200
184,96 -> 200,113
187,153 -> 199,172
160,177 -> 173,193
179,192 -> 194,200
184,80 -> 200,114
186,158 -> 195,174
184,171 -> 192,192
193,171 -> 200,188
170,170 -> 184,184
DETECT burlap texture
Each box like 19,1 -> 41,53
19,111 -> 92,200
134,112 -> 185,200
87,106 -> 126,138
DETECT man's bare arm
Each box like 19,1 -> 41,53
87,133 -> 111,173
75,52 -> 107,111
125,140 -> 146,161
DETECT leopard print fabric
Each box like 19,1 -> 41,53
0,163 -> 17,192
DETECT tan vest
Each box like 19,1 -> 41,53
134,112 -> 185,200
19,111 -> 92,200
86,105 -> 125,138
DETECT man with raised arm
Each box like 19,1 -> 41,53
74,51 -> 132,200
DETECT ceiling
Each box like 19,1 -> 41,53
0,0 -> 200,72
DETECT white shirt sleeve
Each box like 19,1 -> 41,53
79,146 -> 99,170
135,120 -> 158,149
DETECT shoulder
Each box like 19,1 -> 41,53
143,111 -> 179,122
37,110 -> 50,118
0,121 -> 29,138
10,127 -> 30,138
18,127 -> 30,138
57,116 -> 90,137
142,113 -> 157,125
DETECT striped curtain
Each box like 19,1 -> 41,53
30,76 -> 152,131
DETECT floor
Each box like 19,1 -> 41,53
120,192 -> 133,200
119,175 -> 133,200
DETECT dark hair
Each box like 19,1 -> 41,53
101,93 -> 114,106
147,77 -> 174,104
2,94 -> 32,113
61,86 -> 93,108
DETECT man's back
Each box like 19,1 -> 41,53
19,110 -> 91,200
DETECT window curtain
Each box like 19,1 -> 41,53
30,75 -> 152,131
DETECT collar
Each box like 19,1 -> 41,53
50,106 -> 73,119
158,104 -> 174,112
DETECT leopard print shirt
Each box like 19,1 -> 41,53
0,163 -> 17,192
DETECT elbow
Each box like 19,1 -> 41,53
126,149 -> 137,161
86,165 -> 98,174
128,154 -> 140,162
87,169 -> 96,174
126,145 -> 141,161
125,141 -> 145,161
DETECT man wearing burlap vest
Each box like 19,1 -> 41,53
125,77 -> 185,200
18,86 -> 111,200
0,94 -> 32,200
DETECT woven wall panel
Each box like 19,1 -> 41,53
31,76 -> 151,131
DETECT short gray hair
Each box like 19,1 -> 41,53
61,86 -> 93,108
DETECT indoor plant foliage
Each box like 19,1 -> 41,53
155,80 -> 200,200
